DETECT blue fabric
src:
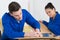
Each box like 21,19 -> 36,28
43,12 -> 60,36
1,9 -> 40,39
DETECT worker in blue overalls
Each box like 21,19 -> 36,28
40,2 -> 60,36
1,2 -> 42,40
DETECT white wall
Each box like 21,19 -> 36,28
0,0 -> 60,22
29,0 -> 60,22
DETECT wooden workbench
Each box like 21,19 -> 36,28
17,37 -> 55,40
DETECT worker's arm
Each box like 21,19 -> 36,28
42,21 -> 49,27
23,9 -> 40,29
24,9 -> 42,37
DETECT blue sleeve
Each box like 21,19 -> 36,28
24,9 -> 40,29
2,17 -> 25,39
46,24 -> 60,36
43,21 -> 48,27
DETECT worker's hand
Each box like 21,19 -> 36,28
35,28 -> 43,37
24,29 -> 43,37
31,28 -> 43,37
24,32 -> 40,37
39,20 -> 43,23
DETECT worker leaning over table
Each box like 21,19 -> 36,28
1,1 -> 42,40
39,2 -> 60,36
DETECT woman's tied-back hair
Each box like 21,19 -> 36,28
45,2 -> 55,9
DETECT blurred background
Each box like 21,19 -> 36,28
0,0 -> 60,22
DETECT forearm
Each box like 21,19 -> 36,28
42,21 -> 49,27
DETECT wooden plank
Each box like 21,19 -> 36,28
18,37 -> 55,40
0,19 -> 3,34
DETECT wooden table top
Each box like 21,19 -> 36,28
16,37 -> 55,39
15,36 -> 60,40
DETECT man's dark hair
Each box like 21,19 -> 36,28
45,2 -> 55,9
8,2 -> 21,13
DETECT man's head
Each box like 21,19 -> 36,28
45,2 -> 56,18
8,2 -> 22,21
